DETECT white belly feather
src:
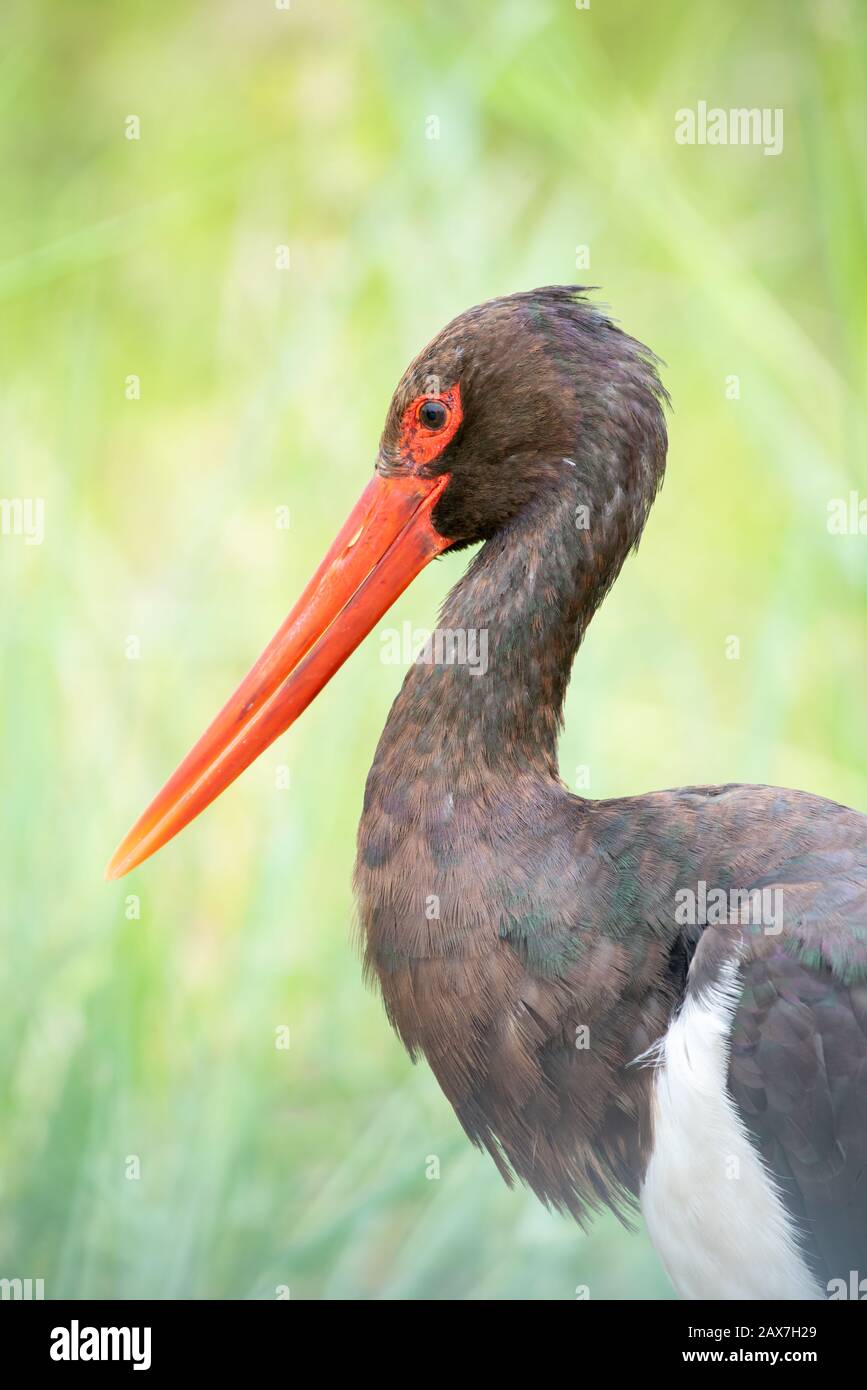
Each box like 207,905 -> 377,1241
639,961 -> 823,1300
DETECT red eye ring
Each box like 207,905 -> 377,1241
396,383 -> 463,467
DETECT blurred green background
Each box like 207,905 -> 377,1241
1,0 -> 865,1300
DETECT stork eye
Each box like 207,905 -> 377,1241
418,399 -> 448,430
397,383 -> 462,465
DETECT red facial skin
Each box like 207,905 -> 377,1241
396,384 -> 463,468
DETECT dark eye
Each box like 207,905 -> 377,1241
418,399 -> 448,430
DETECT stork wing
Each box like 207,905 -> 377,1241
721,818 -> 867,1291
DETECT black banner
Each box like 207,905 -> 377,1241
1,1298 -> 861,1375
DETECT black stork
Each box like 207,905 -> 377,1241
107,287 -> 867,1300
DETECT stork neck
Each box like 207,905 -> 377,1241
382,477 -> 624,779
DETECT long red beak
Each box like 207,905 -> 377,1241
105,470 -> 451,879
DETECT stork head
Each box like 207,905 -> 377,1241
106,287 -> 667,878
380,285 -> 667,551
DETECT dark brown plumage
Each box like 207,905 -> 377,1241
355,288 -> 867,1283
